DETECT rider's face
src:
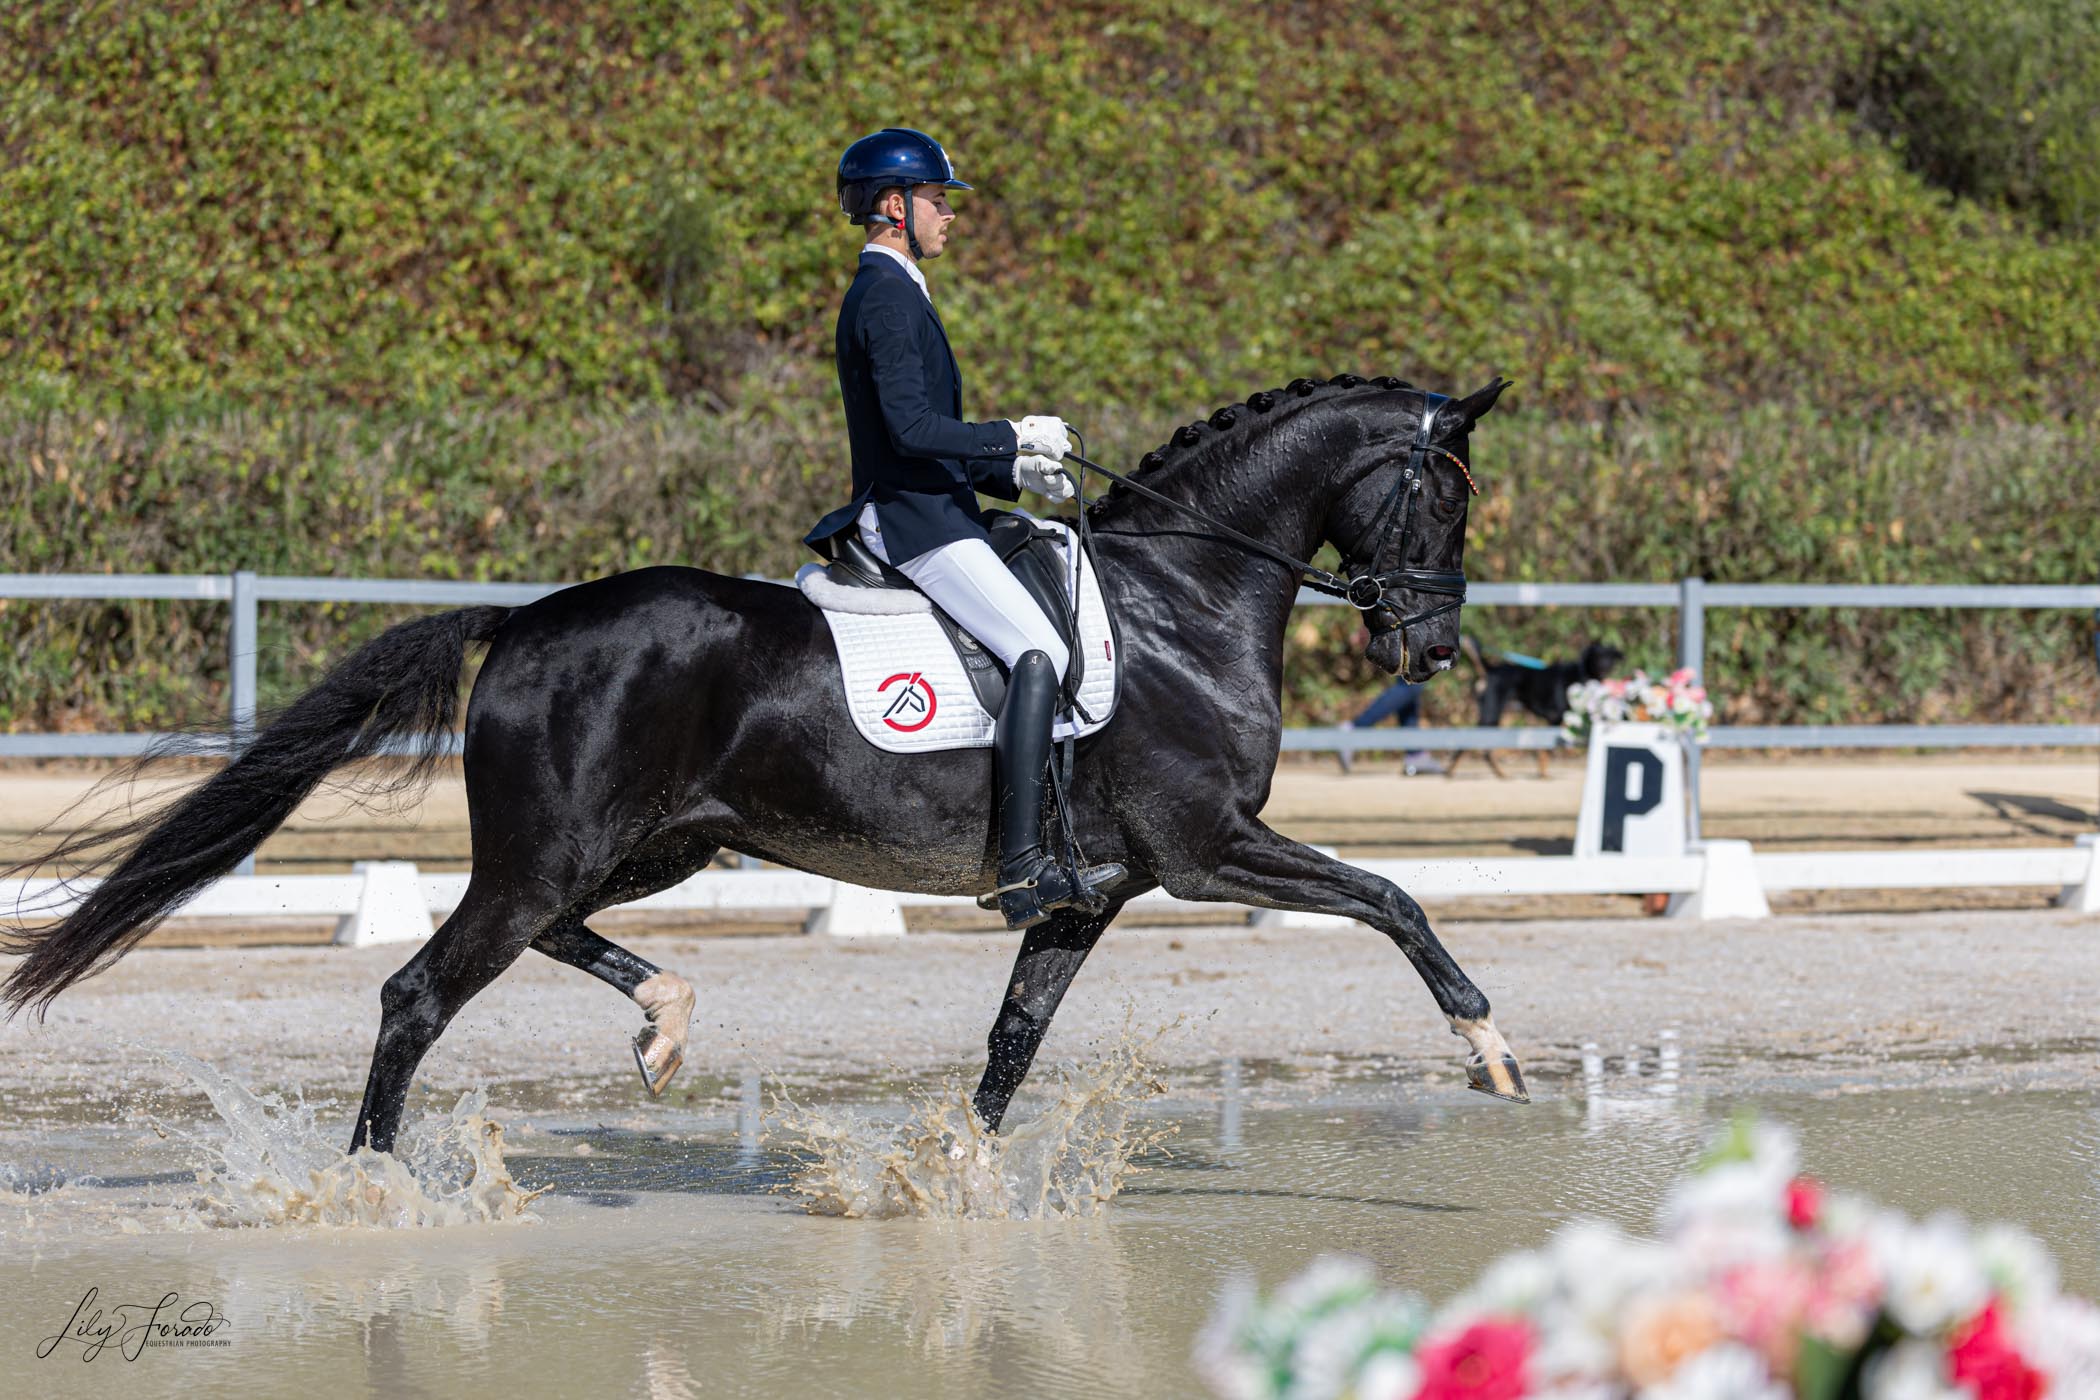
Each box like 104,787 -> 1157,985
880,185 -> 956,257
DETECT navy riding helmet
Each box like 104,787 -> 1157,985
837,127 -> 971,258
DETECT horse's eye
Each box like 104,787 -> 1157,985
1432,493 -> 1463,520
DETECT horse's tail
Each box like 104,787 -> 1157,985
1,606 -> 512,1020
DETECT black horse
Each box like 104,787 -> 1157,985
3,373 -> 1523,1153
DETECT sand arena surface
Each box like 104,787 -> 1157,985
6,906 -> 2098,1120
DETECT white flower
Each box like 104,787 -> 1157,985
1976,1222 -> 2058,1314
1819,1188 -> 1876,1242
1354,1350 -> 1423,1400
1660,1122 -> 1797,1268
1453,1248 -> 1554,1319
1286,1307 -> 1378,1400
1551,1220 -> 1678,1336
1638,1342 -> 1788,1400
1873,1213 -> 1989,1336
1861,1340 -> 1964,1400
2018,1295 -> 2100,1397
1193,1276 -> 1273,1400
1526,1300 -> 1619,1380
1272,1254 -> 1379,1322
1664,1160 -> 1789,1231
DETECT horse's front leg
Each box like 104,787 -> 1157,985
971,895 -> 1137,1131
1173,826 -> 1528,1102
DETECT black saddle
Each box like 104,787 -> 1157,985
828,511 -> 1089,717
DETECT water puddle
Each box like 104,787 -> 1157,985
4,1040 -> 2099,1398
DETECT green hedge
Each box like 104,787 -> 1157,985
1850,0 -> 2100,237
5,1 -> 2097,417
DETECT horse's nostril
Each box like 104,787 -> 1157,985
1425,645 -> 1455,663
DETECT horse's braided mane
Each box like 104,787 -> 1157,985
1123,373 -> 1415,483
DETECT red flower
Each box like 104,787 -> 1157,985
1948,1300 -> 2044,1400
1412,1318 -> 1533,1400
1785,1176 -> 1823,1231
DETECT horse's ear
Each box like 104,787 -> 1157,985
1444,377 -> 1512,433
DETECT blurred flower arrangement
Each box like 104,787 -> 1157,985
1195,1117 -> 2099,1400
1563,668 -> 1714,746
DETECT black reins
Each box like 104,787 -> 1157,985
1064,393 -> 1477,638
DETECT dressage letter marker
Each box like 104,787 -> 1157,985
1575,723 -> 1688,859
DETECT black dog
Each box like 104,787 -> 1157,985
1448,639 -> 1624,778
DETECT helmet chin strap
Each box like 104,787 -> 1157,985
868,189 -> 926,260
902,186 -> 925,260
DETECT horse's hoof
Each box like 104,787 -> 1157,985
633,1026 -> 683,1097
1465,1051 -> 1530,1103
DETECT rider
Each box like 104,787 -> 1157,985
807,127 -> 1124,931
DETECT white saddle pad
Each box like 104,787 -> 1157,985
796,523 -> 1119,754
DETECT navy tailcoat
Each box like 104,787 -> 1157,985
804,251 -> 1021,564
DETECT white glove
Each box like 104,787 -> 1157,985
1010,415 -> 1071,461
1015,454 -> 1075,501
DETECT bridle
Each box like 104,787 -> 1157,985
1063,390 -> 1479,644
1328,391 -> 1477,639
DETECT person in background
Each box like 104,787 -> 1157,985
1338,677 -> 1444,776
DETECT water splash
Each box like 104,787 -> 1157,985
155,1051 -> 542,1228
777,1036 -> 1175,1220
0,1160 -> 83,1196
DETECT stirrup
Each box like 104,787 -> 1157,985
979,859 -> 1127,929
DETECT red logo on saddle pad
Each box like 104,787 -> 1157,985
877,672 -> 938,732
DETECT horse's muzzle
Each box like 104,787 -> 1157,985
1366,629 -> 1408,675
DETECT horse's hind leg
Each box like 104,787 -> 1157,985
971,896 -> 1135,1131
349,884 -> 558,1154
532,921 -> 694,1096
529,838 -> 721,1095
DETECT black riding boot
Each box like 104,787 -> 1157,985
988,650 -> 1125,931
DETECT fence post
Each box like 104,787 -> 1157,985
230,570 -> 259,876
1678,576 -> 1706,846
332,861 -> 436,947
806,881 -> 908,936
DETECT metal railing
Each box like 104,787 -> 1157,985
3,572 -> 2096,762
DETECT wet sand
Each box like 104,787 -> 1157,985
6,905 -> 2098,1123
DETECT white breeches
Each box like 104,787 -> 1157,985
860,506 -> 1069,679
